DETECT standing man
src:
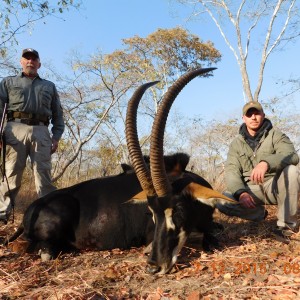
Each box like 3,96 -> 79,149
217,101 -> 299,244
0,48 -> 64,223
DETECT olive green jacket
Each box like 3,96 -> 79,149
225,125 -> 299,199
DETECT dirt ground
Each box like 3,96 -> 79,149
1,206 -> 300,300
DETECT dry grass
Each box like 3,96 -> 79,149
1,205 -> 300,299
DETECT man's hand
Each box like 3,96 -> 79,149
250,161 -> 268,184
51,138 -> 58,154
239,192 -> 256,208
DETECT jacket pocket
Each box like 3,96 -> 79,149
8,86 -> 24,105
239,152 -> 254,171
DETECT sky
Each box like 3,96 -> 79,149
15,0 -> 300,121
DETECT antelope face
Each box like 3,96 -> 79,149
146,195 -> 190,274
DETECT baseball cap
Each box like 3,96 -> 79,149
22,48 -> 39,58
242,101 -> 264,115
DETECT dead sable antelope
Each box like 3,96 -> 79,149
126,68 -> 237,275
3,80 -> 218,260
5,153 -> 193,259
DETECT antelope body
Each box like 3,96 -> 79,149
5,153 -> 203,259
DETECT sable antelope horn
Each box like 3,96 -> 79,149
125,81 -> 159,197
150,68 -> 217,197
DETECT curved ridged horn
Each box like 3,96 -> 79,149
150,68 -> 217,197
125,81 -> 160,197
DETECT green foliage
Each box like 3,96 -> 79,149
105,27 -> 221,84
0,0 -> 81,57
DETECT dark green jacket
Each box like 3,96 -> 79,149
225,121 -> 299,199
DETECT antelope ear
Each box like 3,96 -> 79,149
121,163 -> 133,173
185,182 -> 237,207
130,190 -> 147,202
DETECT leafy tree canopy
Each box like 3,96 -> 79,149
105,27 -> 221,83
0,0 -> 81,57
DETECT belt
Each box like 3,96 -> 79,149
8,118 -> 48,126
7,111 -> 49,126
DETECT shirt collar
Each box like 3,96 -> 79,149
20,72 -> 41,79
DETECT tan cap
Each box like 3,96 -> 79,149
242,101 -> 264,115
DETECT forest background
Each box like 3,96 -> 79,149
1,0 -> 300,201
2,2 -> 300,298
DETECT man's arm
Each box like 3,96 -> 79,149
0,78 -> 8,116
262,131 -> 299,172
0,103 -> 7,151
51,138 -> 58,154
225,141 -> 248,199
0,78 -> 9,151
250,161 -> 269,184
225,143 -> 259,208
50,84 -> 64,151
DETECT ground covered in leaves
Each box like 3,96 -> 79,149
1,207 -> 300,299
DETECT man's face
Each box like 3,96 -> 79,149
20,53 -> 41,76
242,108 -> 265,133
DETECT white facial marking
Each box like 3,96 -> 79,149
148,206 -> 155,223
169,228 -> 187,273
164,208 -> 175,230
175,228 -> 188,256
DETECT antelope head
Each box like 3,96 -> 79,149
126,68 -> 236,275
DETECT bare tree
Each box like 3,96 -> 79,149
51,28 -> 221,183
283,76 -> 300,98
185,117 -> 239,187
176,0 -> 300,102
51,63 -> 130,182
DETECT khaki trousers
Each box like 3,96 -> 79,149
0,122 -> 56,217
217,165 -> 300,229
